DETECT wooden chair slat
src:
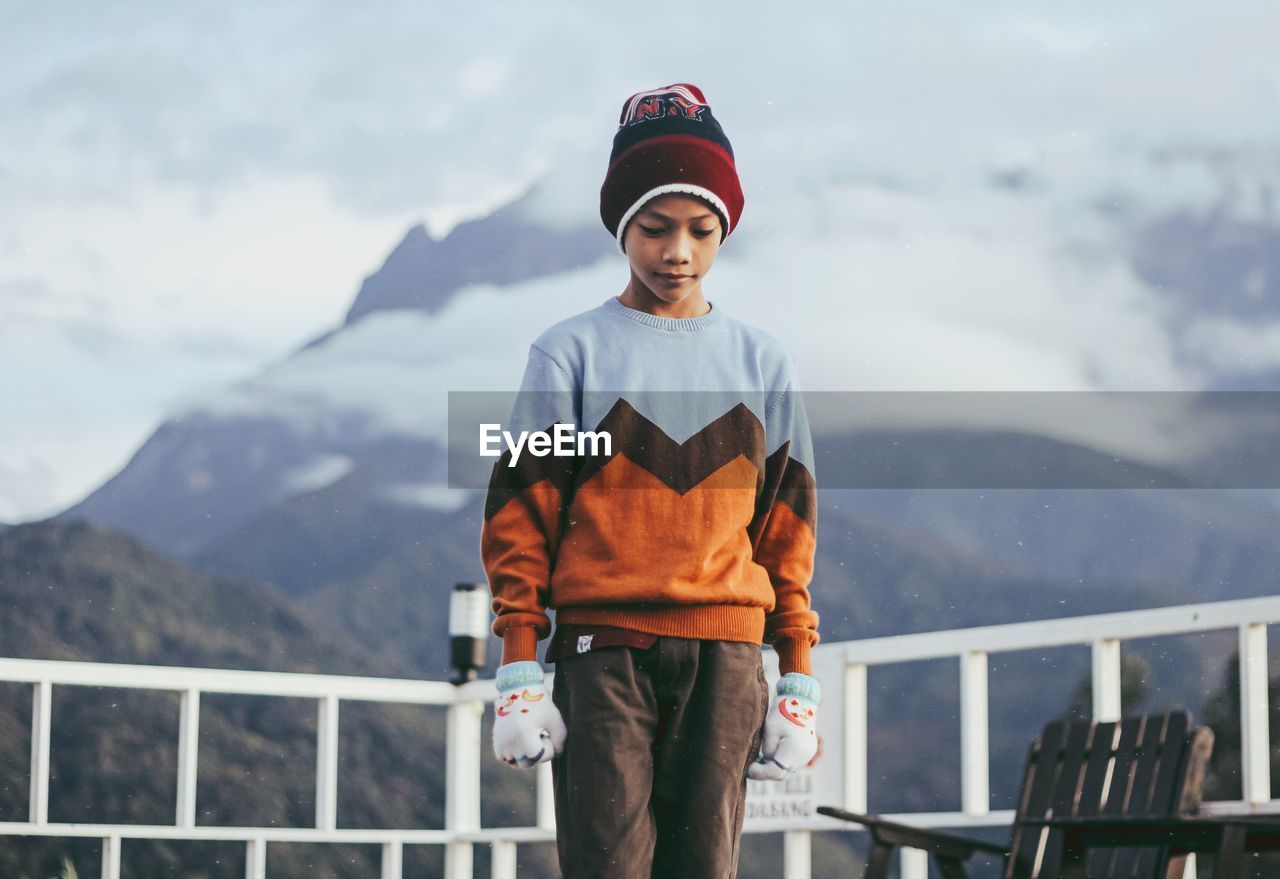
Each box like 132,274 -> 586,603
1128,713 -> 1169,814
1004,739 -> 1042,879
1132,713 -> 1191,879
1007,721 -> 1070,879
1113,714 -> 1170,878
1102,716 -> 1145,816
1110,715 -> 1156,877
1073,723 -> 1121,878
1037,720 -> 1095,879
1076,721 -> 1118,818
1177,728 -> 1214,814
1086,716 -> 1146,877
1145,711 -> 1189,813
1056,720 -> 1094,816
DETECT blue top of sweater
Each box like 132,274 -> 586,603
522,296 -> 811,467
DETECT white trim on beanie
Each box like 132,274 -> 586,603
614,183 -> 733,255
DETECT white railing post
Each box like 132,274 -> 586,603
783,830 -> 811,879
1092,638 -> 1122,722
960,650 -> 989,815
445,698 -> 484,879
316,694 -> 340,831
30,679 -> 51,825
245,837 -> 267,879
381,840 -> 403,879
843,663 -> 868,812
491,839 -> 518,878
536,760 -> 556,830
176,688 -> 200,827
1239,623 -> 1271,805
100,834 -> 121,879
901,846 -> 928,879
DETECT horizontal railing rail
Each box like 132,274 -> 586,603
2,595 -> 1275,879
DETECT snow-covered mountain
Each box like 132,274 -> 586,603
58,171 -> 615,558
340,183 -> 611,327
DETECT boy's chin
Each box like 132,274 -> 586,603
644,284 -> 699,304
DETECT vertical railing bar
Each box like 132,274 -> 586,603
176,687 -> 200,827
1092,638 -> 1122,722
30,679 -> 52,825
445,698 -> 483,879
381,839 -> 403,879
491,839 -> 518,879
843,663 -> 868,812
100,833 -> 122,879
783,830 -> 812,879
537,673 -> 557,831
536,761 -> 556,831
316,693 -> 340,832
1239,623 -> 1271,805
960,650 -> 990,816
245,837 -> 267,879
900,846 -> 928,879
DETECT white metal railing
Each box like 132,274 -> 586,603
829,595 -> 1279,879
1,595 -> 1276,879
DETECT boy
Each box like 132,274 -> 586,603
481,83 -> 820,879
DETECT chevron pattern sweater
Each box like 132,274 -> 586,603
480,295 -> 819,675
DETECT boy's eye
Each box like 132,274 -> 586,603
638,225 -> 715,238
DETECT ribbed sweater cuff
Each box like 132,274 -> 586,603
501,626 -> 540,665
495,660 -> 544,691
778,672 -> 822,705
774,637 -> 812,677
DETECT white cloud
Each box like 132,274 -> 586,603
2,0 -> 1280,520
1185,318 -> 1280,371
282,453 -> 353,494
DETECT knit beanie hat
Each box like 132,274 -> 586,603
600,83 -> 744,254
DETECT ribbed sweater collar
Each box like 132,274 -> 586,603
602,295 -> 724,333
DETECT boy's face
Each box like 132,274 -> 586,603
622,194 -> 721,307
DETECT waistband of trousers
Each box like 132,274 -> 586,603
554,603 -> 766,644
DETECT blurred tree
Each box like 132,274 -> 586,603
1061,651 -> 1154,722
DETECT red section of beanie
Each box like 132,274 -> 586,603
600,135 -> 743,246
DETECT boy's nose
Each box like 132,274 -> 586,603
664,233 -> 693,263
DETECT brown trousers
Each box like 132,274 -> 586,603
550,638 -> 769,879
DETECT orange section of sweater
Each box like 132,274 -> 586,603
486,453 -> 818,675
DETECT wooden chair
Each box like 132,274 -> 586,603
818,710 -> 1214,879
1042,814 -> 1280,879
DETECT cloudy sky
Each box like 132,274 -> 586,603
2,1 -> 1278,521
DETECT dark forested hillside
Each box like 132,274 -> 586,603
0,519 -> 548,879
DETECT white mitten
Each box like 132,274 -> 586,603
748,672 -> 821,781
492,661 -> 567,768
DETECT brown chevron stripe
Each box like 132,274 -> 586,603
484,398 -> 816,524
750,442 -> 817,534
483,425 -> 579,521
571,398 -> 766,493
778,449 -> 817,530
